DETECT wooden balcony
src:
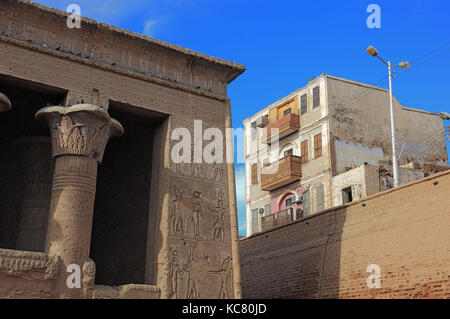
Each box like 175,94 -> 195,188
261,114 -> 300,144
261,155 -> 302,191
260,207 -> 304,232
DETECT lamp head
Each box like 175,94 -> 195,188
398,61 -> 410,69
366,46 -> 378,57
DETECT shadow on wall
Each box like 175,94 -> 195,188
239,207 -> 347,299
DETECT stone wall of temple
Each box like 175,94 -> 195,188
0,0 -> 244,298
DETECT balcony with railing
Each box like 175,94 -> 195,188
260,207 -> 304,232
261,113 -> 300,144
261,155 -> 302,191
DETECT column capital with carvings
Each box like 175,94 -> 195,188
36,104 -> 124,163
0,92 -> 12,112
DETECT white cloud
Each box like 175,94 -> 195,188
143,19 -> 158,36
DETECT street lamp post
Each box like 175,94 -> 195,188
367,46 -> 410,187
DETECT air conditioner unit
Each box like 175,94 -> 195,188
256,115 -> 268,128
293,193 -> 303,204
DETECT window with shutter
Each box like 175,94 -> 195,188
301,94 -> 307,114
283,108 -> 291,116
251,163 -> 258,185
301,140 -> 308,163
313,86 -> 320,108
314,133 -> 322,158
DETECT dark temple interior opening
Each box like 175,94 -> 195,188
0,75 -> 66,252
90,102 -> 166,286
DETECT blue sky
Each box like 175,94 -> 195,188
33,0 -> 449,236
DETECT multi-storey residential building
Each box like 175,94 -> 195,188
243,74 -> 448,236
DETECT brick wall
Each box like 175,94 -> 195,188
239,170 -> 450,298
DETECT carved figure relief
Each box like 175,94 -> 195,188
212,189 -> 226,241
168,245 -> 199,299
191,162 -> 202,178
82,258 -> 96,299
170,185 -> 184,237
168,249 -> 182,299
170,186 -> 208,239
210,161 -> 225,182
207,256 -> 232,299
183,245 -> 198,299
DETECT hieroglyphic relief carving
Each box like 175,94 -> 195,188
183,245 -> 198,298
192,191 -> 203,239
0,249 -> 60,280
169,185 -> 208,239
168,245 -> 199,299
170,185 -> 183,237
191,162 -> 202,178
209,161 -> 225,182
212,189 -> 226,241
168,249 -> 182,299
13,137 -> 53,252
172,161 -> 226,183
207,256 -> 232,299
166,181 -> 232,298
82,258 -> 96,299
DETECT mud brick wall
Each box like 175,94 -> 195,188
240,170 -> 450,299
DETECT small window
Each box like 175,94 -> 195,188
283,108 -> 291,116
342,187 -> 353,204
251,163 -> 258,185
301,140 -> 308,163
251,121 -> 257,141
301,94 -> 307,114
314,133 -> 322,158
284,148 -> 293,158
313,86 -> 320,108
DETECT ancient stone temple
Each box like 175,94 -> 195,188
0,0 -> 245,299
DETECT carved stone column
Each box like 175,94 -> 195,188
13,137 -> 53,252
35,104 -> 123,296
0,92 -> 12,113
